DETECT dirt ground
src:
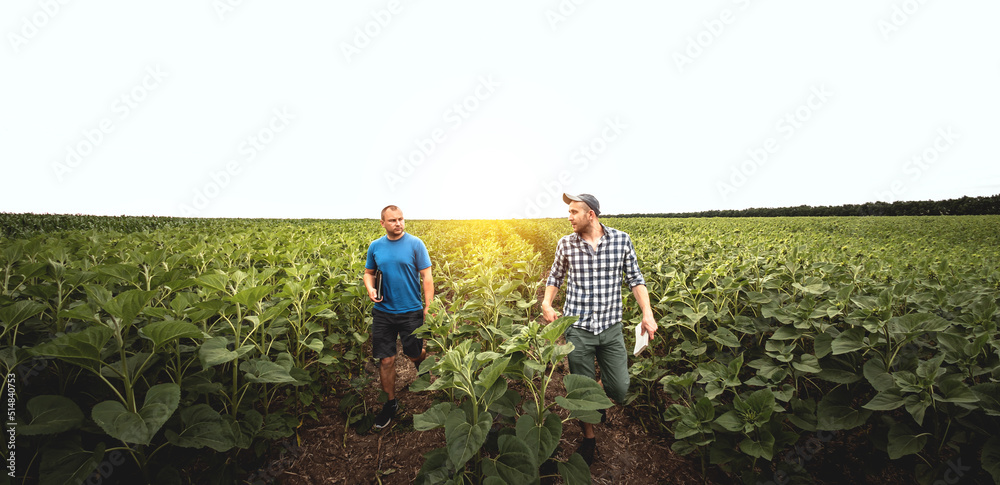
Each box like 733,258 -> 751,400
258,346 -> 939,485
267,346 -> 706,485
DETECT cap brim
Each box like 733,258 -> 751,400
563,193 -> 579,204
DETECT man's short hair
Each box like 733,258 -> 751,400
380,205 -> 401,220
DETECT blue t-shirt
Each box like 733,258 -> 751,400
365,233 -> 432,314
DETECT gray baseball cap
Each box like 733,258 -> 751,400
562,193 -> 600,216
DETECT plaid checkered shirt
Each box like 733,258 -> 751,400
545,224 -> 646,334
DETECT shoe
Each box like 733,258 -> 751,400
575,437 -> 596,466
374,399 -> 397,429
599,408 -> 607,424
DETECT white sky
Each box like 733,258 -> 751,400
3,1 -> 999,220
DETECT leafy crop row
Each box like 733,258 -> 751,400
619,216 -> 1000,483
1,220 -> 381,483
1,215 -> 999,483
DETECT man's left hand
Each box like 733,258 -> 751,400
640,311 -> 657,339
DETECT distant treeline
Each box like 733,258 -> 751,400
0,213 -> 201,240
0,214 -> 348,240
614,194 -> 1000,218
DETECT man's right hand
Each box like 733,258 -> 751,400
368,287 -> 382,302
541,303 -> 558,323
540,286 -> 560,323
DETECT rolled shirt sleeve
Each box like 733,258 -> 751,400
545,237 -> 568,288
622,234 -> 646,288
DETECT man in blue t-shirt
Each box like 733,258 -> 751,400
363,205 -> 433,429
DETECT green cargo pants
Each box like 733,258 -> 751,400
565,322 -> 629,404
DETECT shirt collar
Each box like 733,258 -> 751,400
569,223 -> 611,245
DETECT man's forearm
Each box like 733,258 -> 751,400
421,269 -> 434,309
632,284 -> 658,337
632,284 -> 653,315
542,286 -> 558,308
423,281 -> 434,308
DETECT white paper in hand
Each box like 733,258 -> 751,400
633,324 -> 649,356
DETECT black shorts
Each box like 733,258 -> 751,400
372,308 -> 424,360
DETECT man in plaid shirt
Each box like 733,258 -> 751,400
541,193 -> 657,465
